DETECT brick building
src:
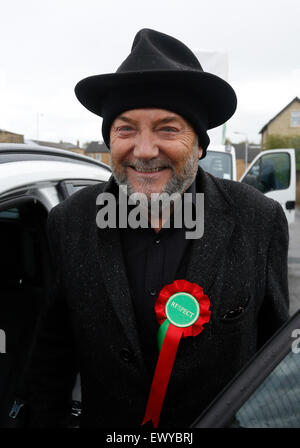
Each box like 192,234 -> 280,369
0,129 -> 24,143
85,141 -> 110,165
32,139 -> 85,155
259,97 -> 300,145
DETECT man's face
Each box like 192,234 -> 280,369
109,108 -> 203,198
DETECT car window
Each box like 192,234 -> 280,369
0,208 -> 20,219
242,152 -> 291,193
229,349 -> 300,428
191,311 -> 300,428
198,151 -> 232,180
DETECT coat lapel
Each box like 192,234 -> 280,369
186,169 -> 236,294
95,177 -> 147,371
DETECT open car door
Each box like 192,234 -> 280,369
240,148 -> 296,224
191,309 -> 300,428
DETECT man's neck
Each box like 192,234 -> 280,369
147,180 -> 196,233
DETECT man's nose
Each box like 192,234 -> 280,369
133,130 -> 159,159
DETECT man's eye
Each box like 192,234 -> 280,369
118,126 -> 133,132
160,127 -> 178,132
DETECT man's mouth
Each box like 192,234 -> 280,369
129,166 -> 167,173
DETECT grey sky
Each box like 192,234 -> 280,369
1,0 -> 299,146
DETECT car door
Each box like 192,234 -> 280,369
0,168 -> 108,427
0,190 -> 56,426
191,310 -> 300,428
240,149 -> 296,224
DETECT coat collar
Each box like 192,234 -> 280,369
185,168 -> 236,294
95,168 -> 236,366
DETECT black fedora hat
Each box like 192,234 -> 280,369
75,28 -> 237,157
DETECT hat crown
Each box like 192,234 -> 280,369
117,28 -> 203,73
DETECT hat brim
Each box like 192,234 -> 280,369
75,70 -> 237,129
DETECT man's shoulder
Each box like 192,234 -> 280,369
215,176 -> 272,206
209,174 -> 284,225
47,180 -> 108,224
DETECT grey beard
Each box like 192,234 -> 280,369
110,143 -> 199,205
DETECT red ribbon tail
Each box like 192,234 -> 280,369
142,323 -> 183,428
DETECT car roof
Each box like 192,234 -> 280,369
0,159 -> 111,196
0,143 -> 111,171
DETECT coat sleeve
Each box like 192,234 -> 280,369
18,205 -> 78,427
257,201 -> 290,348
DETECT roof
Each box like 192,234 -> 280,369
85,141 -> 109,153
259,96 -> 300,134
0,128 -> 24,137
32,139 -> 79,150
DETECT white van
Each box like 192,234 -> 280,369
199,146 -> 296,224
199,144 -> 237,181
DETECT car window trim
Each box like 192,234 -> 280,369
190,310 -> 300,428
0,193 -> 50,213
57,179 -> 104,200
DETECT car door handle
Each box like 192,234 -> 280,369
286,201 -> 295,210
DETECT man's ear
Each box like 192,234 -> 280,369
198,146 -> 203,159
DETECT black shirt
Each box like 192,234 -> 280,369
119,182 -> 196,372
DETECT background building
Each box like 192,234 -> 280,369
259,97 -> 300,146
84,141 -> 110,165
0,129 -> 24,143
32,139 -> 85,155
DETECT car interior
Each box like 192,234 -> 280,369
0,198 -> 53,426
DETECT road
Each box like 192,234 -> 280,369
288,206 -> 300,316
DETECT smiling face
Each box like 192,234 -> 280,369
109,108 -> 203,199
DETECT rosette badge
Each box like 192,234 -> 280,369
142,280 -> 211,428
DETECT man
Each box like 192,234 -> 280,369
20,28 -> 289,427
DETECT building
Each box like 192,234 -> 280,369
32,139 -> 85,155
85,141 -> 110,165
0,129 -> 24,143
259,97 -> 300,146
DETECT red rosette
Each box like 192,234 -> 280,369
142,280 -> 211,427
155,279 -> 211,336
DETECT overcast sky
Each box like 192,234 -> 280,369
1,0 -> 299,146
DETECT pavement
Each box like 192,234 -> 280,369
288,206 -> 300,316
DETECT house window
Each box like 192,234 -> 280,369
290,111 -> 300,127
96,154 -> 101,161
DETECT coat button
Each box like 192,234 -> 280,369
149,288 -> 157,296
120,348 -> 134,362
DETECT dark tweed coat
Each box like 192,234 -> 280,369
23,168 -> 289,427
